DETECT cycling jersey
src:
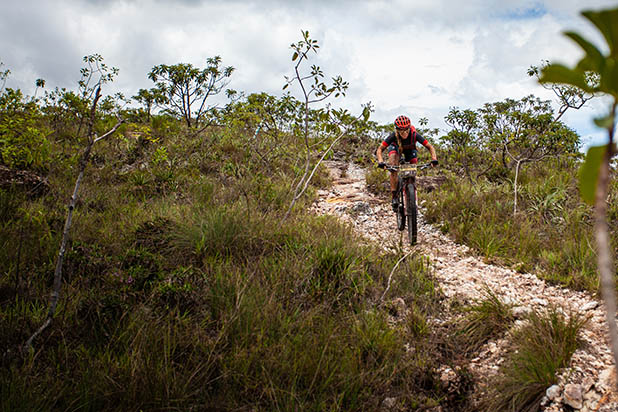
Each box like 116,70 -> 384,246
380,126 -> 429,164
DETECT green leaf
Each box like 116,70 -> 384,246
540,64 -> 592,92
594,115 -> 614,129
579,144 -> 607,205
582,8 -> 618,59
564,31 -> 605,70
292,52 -> 298,61
362,106 -> 371,122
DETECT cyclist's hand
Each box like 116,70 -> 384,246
431,160 -> 439,167
378,162 -> 386,169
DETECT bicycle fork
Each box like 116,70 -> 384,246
402,180 -> 417,214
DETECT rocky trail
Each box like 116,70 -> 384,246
311,161 -> 618,411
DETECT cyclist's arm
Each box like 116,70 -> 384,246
416,133 -> 437,162
376,144 -> 384,163
376,142 -> 387,163
377,134 -> 394,163
424,141 -> 437,162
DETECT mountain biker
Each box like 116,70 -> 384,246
376,115 -> 438,211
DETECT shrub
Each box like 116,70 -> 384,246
453,288 -> 514,355
483,306 -> 588,411
0,88 -> 50,170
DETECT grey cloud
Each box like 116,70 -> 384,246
0,2 -> 84,92
2,0 -> 617,137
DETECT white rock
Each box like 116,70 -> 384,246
382,397 -> 397,408
598,368 -> 616,391
546,384 -> 561,400
512,306 -> 529,319
581,301 -> 599,311
582,376 -> 595,393
564,384 -> 583,409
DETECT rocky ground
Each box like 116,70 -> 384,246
311,161 -> 618,411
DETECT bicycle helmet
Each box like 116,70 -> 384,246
394,115 -> 411,129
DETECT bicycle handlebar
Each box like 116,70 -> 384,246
382,162 -> 435,172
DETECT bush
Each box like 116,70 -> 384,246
483,306 -> 588,411
452,288 -> 515,355
424,164 -> 599,291
0,89 -> 50,171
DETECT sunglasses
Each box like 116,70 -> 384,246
396,127 -> 410,131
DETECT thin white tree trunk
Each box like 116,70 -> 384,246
513,160 -> 521,216
23,87 -> 123,351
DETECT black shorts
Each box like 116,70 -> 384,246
387,144 -> 417,163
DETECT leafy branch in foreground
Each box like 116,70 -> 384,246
540,5 -> 618,390
282,30 -> 370,221
24,55 -> 124,351
0,60 -> 10,93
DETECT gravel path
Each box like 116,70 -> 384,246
311,161 -> 617,411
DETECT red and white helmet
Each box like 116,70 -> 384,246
394,115 -> 411,129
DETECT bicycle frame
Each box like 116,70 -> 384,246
385,162 -> 431,245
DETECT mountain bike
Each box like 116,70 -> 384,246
384,162 -> 433,245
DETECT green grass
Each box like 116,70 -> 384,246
0,116 -> 459,411
423,161 -> 600,291
483,306 -> 588,412
452,288 -> 515,356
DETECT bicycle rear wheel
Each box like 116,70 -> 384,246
406,183 -> 417,245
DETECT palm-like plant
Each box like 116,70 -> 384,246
539,7 -> 618,388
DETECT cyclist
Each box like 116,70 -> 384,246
376,115 -> 438,211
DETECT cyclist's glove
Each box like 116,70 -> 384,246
378,162 -> 386,169
431,160 -> 439,166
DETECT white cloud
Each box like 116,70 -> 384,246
1,0 -> 615,140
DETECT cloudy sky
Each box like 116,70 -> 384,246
2,0 -> 616,147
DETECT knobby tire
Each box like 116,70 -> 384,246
407,183 -> 417,245
397,179 -> 405,231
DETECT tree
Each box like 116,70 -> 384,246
24,55 -> 124,351
219,92 -> 304,166
442,107 -> 481,182
39,54 -> 120,142
0,60 -> 9,93
147,57 -> 234,130
281,30 -> 370,220
479,95 -> 579,214
132,87 -> 166,122
0,87 -> 50,171
539,6 -> 618,390
0,61 -> 51,171
528,59 -> 597,120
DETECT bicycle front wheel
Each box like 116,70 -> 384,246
397,181 -> 405,231
406,183 -> 417,245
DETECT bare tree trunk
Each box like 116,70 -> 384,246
282,130 -> 347,221
513,160 -> 522,216
23,87 -> 123,351
595,111 -> 618,388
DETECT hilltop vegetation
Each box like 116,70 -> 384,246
0,49 -> 476,410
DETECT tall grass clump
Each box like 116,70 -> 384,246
424,160 -> 599,291
483,306 -> 589,412
452,288 -> 515,355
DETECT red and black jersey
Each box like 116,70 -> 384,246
381,126 -> 429,163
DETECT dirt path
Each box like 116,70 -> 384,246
311,161 -> 617,411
